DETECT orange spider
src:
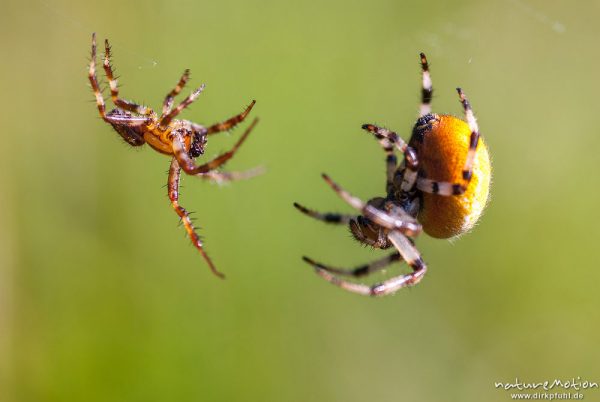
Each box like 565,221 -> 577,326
88,33 -> 260,278
295,53 -> 491,296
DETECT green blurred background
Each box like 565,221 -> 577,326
1,0 -> 599,401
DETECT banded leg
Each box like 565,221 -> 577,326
160,84 -> 206,127
303,252 -> 401,278
457,88 -> 480,181
320,174 -> 421,236
416,178 -> 466,196
361,124 -> 407,192
416,89 -> 480,196
162,69 -> 190,117
419,52 -> 433,117
206,100 -> 256,135
88,33 -> 107,119
103,39 -> 153,116
293,202 -> 353,225
361,124 -> 408,152
173,118 -> 259,175
309,231 -> 427,296
397,147 -> 419,192
168,158 -> 224,279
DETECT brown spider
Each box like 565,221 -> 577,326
88,33 -> 260,278
294,53 -> 491,296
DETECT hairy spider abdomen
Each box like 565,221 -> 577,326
410,114 -> 491,239
107,109 -> 146,146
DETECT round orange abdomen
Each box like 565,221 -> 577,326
410,114 -> 491,239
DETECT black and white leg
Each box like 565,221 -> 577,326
419,52 -> 433,117
293,203 -> 353,225
307,230 -> 426,296
361,124 -> 407,191
416,88 -> 480,196
457,88 -> 480,181
162,69 -> 190,117
303,252 -> 402,278
172,118 -> 259,175
320,174 -> 421,236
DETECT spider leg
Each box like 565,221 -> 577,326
160,84 -> 206,127
173,118 -> 258,175
102,39 -> 154,117
361,124 -> 408,153
168,157 -> 225,279
397,147 -> 420,192
361,124 -> 406,192
88,33 -> 108,120
320,174 -> 421,236
416,89 -> 480,196
419,52 -> 433,117
293,202 -> 354,225
206,100 -> 256,135
457,88 -> 480,183
303,252 -> 401,278
307,231 -> 426,296
194,166 -> 265,183
162,69 -> 190,117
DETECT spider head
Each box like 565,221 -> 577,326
410,113 -> 438,144
189,129 -> 208,158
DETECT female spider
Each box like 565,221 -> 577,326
88,33 -> 259,279
294,53 -> 491,296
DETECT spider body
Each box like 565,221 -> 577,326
409,113 -> 491,238
88,33 -> 260,278
295,53 -> 491,296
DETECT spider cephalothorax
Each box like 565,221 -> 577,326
295,53 -> 491,296
88,33 -> 260,278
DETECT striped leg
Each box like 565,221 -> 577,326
303,252 -> 401,278
361,124 -> 407,192
160,84 -> 206,127
162,69 -> 190,117
168,158 -> 224,279
102,39 -> 153,117
398,147 -> 419,192
173,118 -> 258,175
308,230 -> 426,296
293,203 -> 353,225
457,88 -> 480,181
416,88 -> 480,196
88,33 -> 108,120
206,101 -> 256,135
419,52 -> 433,117
361,124 -> 408,152
320,174 -> 421,236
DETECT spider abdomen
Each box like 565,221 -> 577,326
107,109 -> 146,146
410,114 -> 491,239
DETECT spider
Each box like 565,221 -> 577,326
294,53 -> 491,296
88,33 -> 260,279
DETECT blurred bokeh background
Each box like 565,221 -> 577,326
1,0 -> 599,401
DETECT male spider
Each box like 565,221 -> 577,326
88,33 -> 259,278
294,53 -> 491,296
